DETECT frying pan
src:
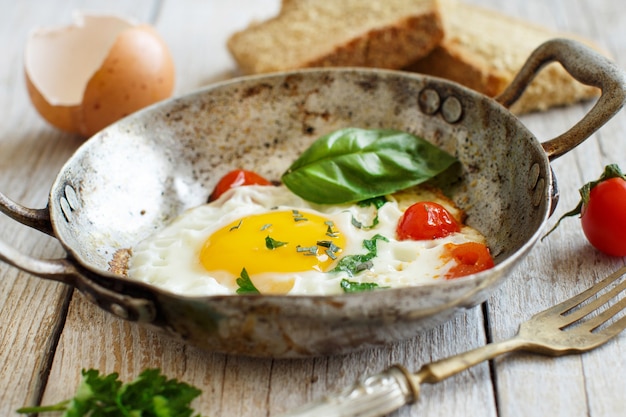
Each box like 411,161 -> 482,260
1,39 -> 624,358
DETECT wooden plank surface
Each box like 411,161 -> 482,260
0,1 -> 624,416
0,2 -> 161,413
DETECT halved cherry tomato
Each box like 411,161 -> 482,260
208,169 -> 272,201
580,176 -> 626,257
396,201 -> 460,241
443,242 -> 495,279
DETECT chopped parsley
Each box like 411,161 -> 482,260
331,234 -> 388,276
292,210 -> 308,222
235,268 -> 260,294
296,245 -> 318,256
229,219 -> 243,231
316,240 -> 340,251
325,220 -> 339,237
351,196 -> 388,229
358,196 -> 388,209
265,235 -> 288,249
351,217 -> 365,229
340,279 -> 385,293
317,240 -> 341,260
17,368 -> 204,416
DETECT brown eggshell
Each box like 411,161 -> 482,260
24,13 -> 175,138
25,74 -> 81,133
80,25 -> 175,137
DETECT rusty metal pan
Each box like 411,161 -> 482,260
1,39 -> 624,357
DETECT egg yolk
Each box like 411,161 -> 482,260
200,210 -> 345,291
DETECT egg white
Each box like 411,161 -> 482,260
127,185 -> 487,296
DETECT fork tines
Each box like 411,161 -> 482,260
543,265 -> 626,335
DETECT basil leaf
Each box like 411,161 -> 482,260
282,128 -> 458,204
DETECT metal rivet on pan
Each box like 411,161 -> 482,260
64,184 -> 80,210
60,196 -> 73,222
60,184 -> 80,222
418,88 -> 441,115
528,163 -> 541,190
441,96 -> 463,123
532,178 -> 545,207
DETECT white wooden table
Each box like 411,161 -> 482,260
1,1 -> 625,416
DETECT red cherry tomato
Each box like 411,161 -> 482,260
209,169 -> 272,201
444,242 -> 495,279
580,177 -> 626,257
396,201 -> 460,241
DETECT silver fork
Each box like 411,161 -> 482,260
278,265 -> 626,417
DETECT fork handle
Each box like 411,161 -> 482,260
413,335 -> 529,385
276,336 -> 530,417
275,366 -> 417,417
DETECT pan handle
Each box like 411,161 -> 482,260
0,238 -> 156,322
0,191 -> 53,235
496,38 -> 626,161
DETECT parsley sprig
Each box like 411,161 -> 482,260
340,279 -> 385,293
17,368 -> 204,417
265,235 -> 288,249
332,234 -> 389,276
351,196 -> 388,229
236,268 -> 260,294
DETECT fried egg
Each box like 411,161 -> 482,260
127,185 -> 489,296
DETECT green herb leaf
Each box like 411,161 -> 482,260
17,368 -> 204,417
17,369 -> 123,416
325,221 -> 339,237
291,210 -> 308,222
332,234 -> 389,276
296,245 -> 318,255
236,268 -> 260,294
281,128 -> 458,204
340,279 -> 385,293
265,235 -> 288,249
229,220 -> 243,231
352,196 -> 388,229
118,368 -> 202,417
358,196 -> 388,210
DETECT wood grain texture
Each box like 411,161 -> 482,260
1,0 -> 624,416
472,2 -> 626,417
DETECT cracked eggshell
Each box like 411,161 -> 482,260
25,12 -> 175,137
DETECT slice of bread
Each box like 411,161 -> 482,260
406,0 -> 601,114
227,0 -> 444,75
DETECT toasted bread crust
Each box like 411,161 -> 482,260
407,0 -> 601,114
228,0 -> 603,114
227,0 -> 444,74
